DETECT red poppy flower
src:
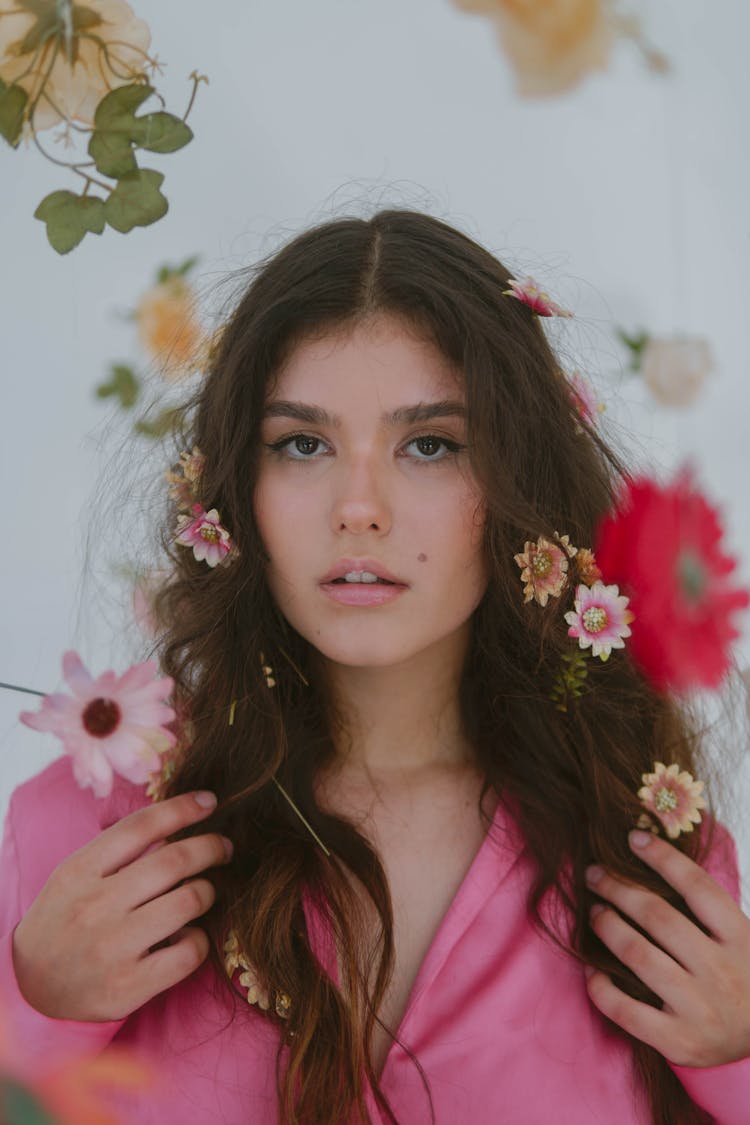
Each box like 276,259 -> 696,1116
594,469 -> 749,692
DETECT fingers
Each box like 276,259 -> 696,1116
625,831 -> 741,944
588,903 -> 691,1012
584,966 -> 680,1059
586,864 -> 716,977
137,925 -> 211,1006
75,792 -> 220,879
117,832 -> 233,910
130,879 -> 217,958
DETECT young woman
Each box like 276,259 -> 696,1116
3,210 -> 750,1125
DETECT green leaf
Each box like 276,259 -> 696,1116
94,83 -> 154,129
95,364 -> 140,408
88,127 -> 137,178
616,328 -> 651,373
0,78 -> 28,147
33,190 -> 106,254
103,169 -> 168,233
156,255 -> 200,284
137,111 -> 192,154
134,406 -> 182,439
1,1077 -> 59,1125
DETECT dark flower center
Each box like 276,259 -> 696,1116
677,550 -> 707,603
82,697 -> 121,737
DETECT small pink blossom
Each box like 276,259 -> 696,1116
175,502 -> 233,567
503,276 -> 573,318
638,761 -> 707,839
568,371 -> 605,426
19,651 -> 176,798
564,580 -> 634,661
515,533 -> 577,606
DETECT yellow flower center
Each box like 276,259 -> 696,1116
200,525 -> 219,543
655,787 -> 678,812
532,551 -> 552,577
582,606 -> 608,633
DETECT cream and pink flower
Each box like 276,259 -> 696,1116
637,761 -> 707,839
0,0 -> 153,132
19,651 -> 176,798
515,533 -> 577,606
175,502 -> 233,567
165,446 -> 206,510
503,276 -> 573,317
135,276 -> 207,382
564,580 -> 634,660
575,547 -> 602,586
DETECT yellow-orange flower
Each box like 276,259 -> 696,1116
135,276 -> 207,381
452,0 -> 614,97
0,0 -> 153,131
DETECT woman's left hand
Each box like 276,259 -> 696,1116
584,829 -> 750,1067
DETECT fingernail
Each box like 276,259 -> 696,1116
194,791 -> 217,809
585,864 -> 604,885
584,965 -> 595,979
221,835 -> 234,859
590,903 -> 606,919
629,829 -> 652,849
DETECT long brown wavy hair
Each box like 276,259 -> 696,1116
149,209 -> 725,1124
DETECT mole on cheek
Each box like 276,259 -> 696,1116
417,553 -> 427,563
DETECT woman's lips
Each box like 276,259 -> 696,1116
319,581 -> 408,607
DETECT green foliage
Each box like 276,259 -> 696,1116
33,190 -> 105,253
616,328 -> 651,373
134,405 -> 183,438
0,79 -> 29,147
551,649 -> 591,712
95,364 -> 140,408
103,169 -> 168,233
89,84 -> 192,179
1,1076 -> 58,1124
157,256 -> 200,284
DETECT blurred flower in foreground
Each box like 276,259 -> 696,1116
0,1005 -> 157,1125
0,0 -> 153,133
640,336 -> 715,407
594,470 -> 750,692
135,275 -> 207,381
451,1 -> 668,97
19,651 -> 176,797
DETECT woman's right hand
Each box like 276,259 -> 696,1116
10,791 -> 234,1022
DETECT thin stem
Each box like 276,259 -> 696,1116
0,680 -> 46,698
182,72 -> 207,123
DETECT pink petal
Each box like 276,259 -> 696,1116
115,660 -> 162,694
61,650 -> 94,698
68,741 -> 114,799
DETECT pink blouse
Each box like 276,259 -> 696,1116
1,754 -> 749,1124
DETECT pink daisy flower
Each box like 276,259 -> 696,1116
502,276 -> 573,318
19,651 -> 176,799
175,502 -> 233,567
564,581 -> 634,661
514,534 -> 577,606
637,761 -> 707,839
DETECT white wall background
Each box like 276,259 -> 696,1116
2,0 -> 749,900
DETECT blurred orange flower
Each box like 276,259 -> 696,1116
0,0 -> 153,132
134,276 -> 207,381
452,0 -> 614,97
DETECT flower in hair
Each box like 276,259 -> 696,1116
503,276 -> 573,318
575,547 -> 602,586
223,930 -> 291,1018
637,761 -> 707,839
175,502 -> 234,567
568,372 -> 605,428
165,445 -> 205,511
19,651 -> 176,799
564,581 -> 634,661
515,534 -> 577,606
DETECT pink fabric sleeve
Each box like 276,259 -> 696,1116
0,788 -> 127,1070
667,819 -> 750,1125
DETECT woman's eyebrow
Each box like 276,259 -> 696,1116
262,399 -> 467,426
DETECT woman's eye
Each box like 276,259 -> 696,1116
265,434 -> 329,459
405,435 -> 464,461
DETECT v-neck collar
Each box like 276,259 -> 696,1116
302,792 -> 526,1085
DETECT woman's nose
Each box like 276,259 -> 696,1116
329,456 -> 393,535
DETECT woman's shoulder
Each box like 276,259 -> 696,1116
5,753 -> 152,909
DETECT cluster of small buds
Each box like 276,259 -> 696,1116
515,533 -> 634,711
223,929 -> 292,1020
166,446 -> 237,568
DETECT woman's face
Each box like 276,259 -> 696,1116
253,314 -> 488,671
